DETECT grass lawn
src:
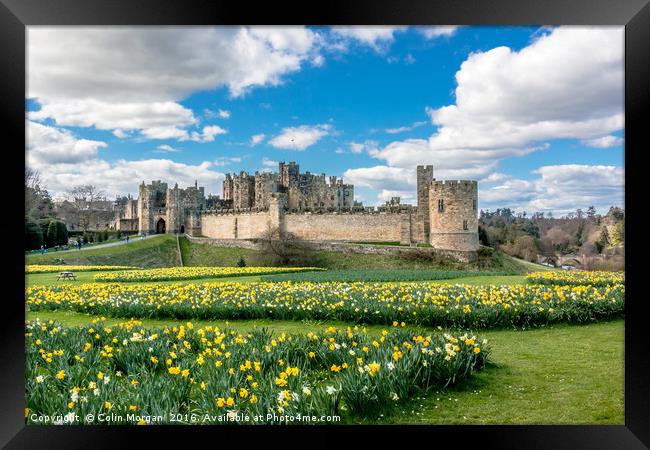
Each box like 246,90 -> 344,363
26,271 -> 525,287
25,308 -> 624,425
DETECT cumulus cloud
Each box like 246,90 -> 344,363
385,121 -> 427,134
329,26 -> 407,51
28,26 -> 322,140
189,125 -> 227,143
361,26 -> 623,204
377,189 -> 417,205
418,26 -> 460,39
374,27 -> 623,169
214,156 -> 242,167
154,144 -> 180,153
27,121 -> 107,165
262,157 -> 278,168
27,122 -> 224,198
582,134 -> 624,148
250,133 -> 266,146
268,124 -> 331,150
343,166 -> 414,191
480,165 -> 624,214
38,157 -> 224,200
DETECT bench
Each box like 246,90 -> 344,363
57,271 -> 77,281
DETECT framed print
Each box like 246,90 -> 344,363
2,0 -> 648,447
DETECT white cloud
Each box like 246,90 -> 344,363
329,26 -> 407,51
262,157 -> 278,168
27,121 -> 107,165
218,109 -> 230,119
344,140 -> 379,154
28,26 -> 322,139
189,125 -> 227,143
418,26 -> 460,39
370,27 -> 623,180
250,133 -> 266,146
154,144 -> 180,153
385,121 -> 427,134
35,157 -> 225,200
582,134 -> 623,148
480,165 -> 624,214
268,124 -> 331,150
214,156 -> 241,167
377,189 -> 417,206
343,166 -> 414,191
113,129 -> 129,138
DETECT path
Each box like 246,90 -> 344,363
37,234 -> 160,254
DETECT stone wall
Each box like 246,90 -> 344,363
200,210 -> 273,239
283,212 -> 403,241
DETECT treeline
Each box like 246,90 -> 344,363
479,206 -> 625,263
25,169 -> 69,250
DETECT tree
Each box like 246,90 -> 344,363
25,221 -> 43,250
586,206 -> 596,219
237,256 -> 246,267
596,227 -> 610,253
67,185 -> 105,232
25,168 -> 54,220
46,220 -> 58,247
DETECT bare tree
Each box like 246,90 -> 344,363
66,185 -> 105,231
257,224 -> 320,266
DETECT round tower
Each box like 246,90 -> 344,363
428,180 -> 479,252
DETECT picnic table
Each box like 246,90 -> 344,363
57,271 -> 77,281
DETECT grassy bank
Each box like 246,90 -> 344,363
25,235 -> 180,268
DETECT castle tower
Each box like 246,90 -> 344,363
416,165 -> 434,241
137,182 -> 151,234
428,180 -> 479,252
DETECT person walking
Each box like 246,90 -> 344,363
126,235 -> 129,244
40,244 -> 45,254
77,238 -> 82,250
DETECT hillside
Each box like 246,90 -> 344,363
180,237 -> 534,272
25,235 -> 180,268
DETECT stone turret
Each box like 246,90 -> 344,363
417,165 -> 434,241
428,180 -> 479,251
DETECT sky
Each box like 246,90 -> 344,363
26,26 -> 624,215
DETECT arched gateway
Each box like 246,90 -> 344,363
156,218 -> 166,234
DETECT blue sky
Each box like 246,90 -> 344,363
26,26 -> 624,215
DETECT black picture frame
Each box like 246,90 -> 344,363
2,0 -> 648,447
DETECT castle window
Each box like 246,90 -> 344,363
463,220 -> 468,230
438,199 -> 444,212
473,199 -> 477,210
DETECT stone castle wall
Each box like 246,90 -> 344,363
199,208 -> 426,245
283,212 -> 403,242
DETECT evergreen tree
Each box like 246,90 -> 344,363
25,220 -> 43,250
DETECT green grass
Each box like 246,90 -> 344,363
26,271 -> 524,288
25,309 -> 624,425
385,320 -> 624,424
261,269 -> 520,283
347,241 -> 403,246
25,235 -> 180,268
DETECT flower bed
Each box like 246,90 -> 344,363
525,271 -> 624,287
93,266 -> 324,282
27,281 -> 624,329
25,320 -> 487,424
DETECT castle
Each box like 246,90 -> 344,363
113,162 -> 479,254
